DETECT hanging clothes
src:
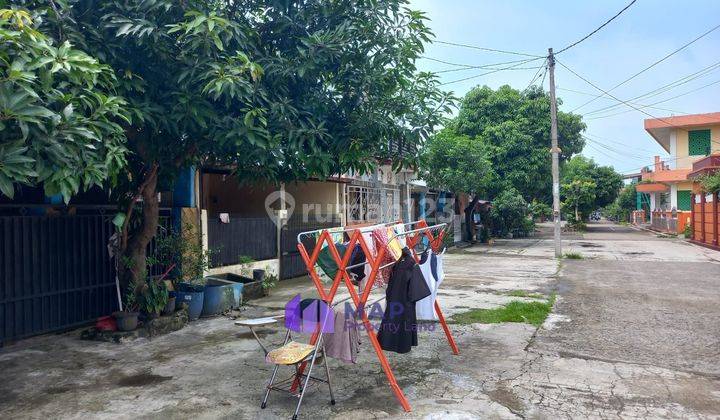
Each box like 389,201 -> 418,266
371,228 -> 396,287
348,243 -> 366,285
377,247 -> 431,354
323,310 -> 360,364
415,250 -> 438,321
315,243 -> 347,283
385,227 -> 404,260
391,223 -> 407,247
361,231 -> 377,291
431,250 -> 445,286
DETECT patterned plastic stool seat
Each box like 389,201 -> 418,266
266,341 -> 316,365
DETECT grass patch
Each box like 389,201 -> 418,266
505,290 -> 545,299
563,252 -> 583,259
452,295 -> 556,327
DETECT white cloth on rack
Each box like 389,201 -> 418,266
391,223 -> 407,247
415,250 -> 438,320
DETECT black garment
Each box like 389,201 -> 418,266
349,243 -> 366,285
377,247 -> 432,354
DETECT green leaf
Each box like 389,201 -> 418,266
0,174 -> 14,198
112,212 -> 126,230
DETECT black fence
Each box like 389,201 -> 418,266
1,213 -> 170,344
206,216 -> 277,267
280,216 -> 340,280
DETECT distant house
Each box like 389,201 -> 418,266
637,112 -> 720,235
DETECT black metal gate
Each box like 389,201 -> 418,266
206,216 -> 277,267
280,216 -> 340,280
1,213 -> 170,343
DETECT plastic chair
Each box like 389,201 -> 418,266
254,298 -> 336,419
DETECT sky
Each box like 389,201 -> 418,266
409,0 -> 720,175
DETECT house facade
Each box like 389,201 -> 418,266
636,112 -> 720,234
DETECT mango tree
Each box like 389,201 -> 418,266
5,0 -> 452,291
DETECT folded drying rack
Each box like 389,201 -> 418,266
293,219 -> 460,412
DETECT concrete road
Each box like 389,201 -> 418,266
1,221 -> 719,418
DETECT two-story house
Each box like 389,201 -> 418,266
637,112 -> 720,234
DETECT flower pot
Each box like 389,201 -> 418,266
163,295 -> 176,315
112,311 -> 139,332
176,283 -> 204,321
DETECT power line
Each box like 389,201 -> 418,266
569,22 -> 720,112
583,59 -> 720,115
586,77 -> 720,120
557,58 -> 720,156
522,58 -> 548,92
581,60 -> 720,116
439,57 -> 544,86
582,135 -> 659,160
432,40 -> 544,58
421,56 -> 530,68
584,132 -> 666,154
555,0 -> 638,55
557,58 -> 705,131
435,65 -> 543,74
558,86 -> 686,115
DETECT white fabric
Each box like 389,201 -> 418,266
415,250 -> 438,320
361,231 -> 376,292
391,223 -> 407,247
434,252 -> 445,286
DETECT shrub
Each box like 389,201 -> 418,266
698,173 -> 720,194
528,200 -> 552,221
490,188 -> 530,237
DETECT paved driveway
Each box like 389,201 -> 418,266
1,221 -> 719,419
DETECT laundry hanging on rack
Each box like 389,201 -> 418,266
348,243 -> 366,285
415,248 -> 446,320
415,250 -> 438,321
316,242 -> 347,283
377,247 -> 431,354
371,227 -> 399,287
323,311 -> 360,364
386,226 -> 404,260
391,223 -> 407,247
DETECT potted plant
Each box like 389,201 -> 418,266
261,271 -> 278,297
113,280 -> 140,331
157,223 -> 214,320
138,276 -> 169,319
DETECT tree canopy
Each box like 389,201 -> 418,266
604,183 -> 636,222
3,0 -> 452,289
561,155 -> 623,221
420,85 -> 586,202
0,8 -> 127,200
419,128 -> 495,197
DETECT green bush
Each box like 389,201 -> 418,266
490,188 -> 530,237
528,200 -> 552,221
698,173 -> 720,193
138,278 -> 169,317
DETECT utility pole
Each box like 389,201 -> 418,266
548,48 -> 562,258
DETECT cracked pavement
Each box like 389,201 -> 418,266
1,221 -> 719,419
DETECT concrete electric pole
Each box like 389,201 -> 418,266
547,48 -> 562,258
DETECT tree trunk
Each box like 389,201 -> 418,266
119,167 -> 160,295
464,196 -> 479,243
575,203 -> 579,222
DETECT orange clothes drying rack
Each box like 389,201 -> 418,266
294,219 -> 460,412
